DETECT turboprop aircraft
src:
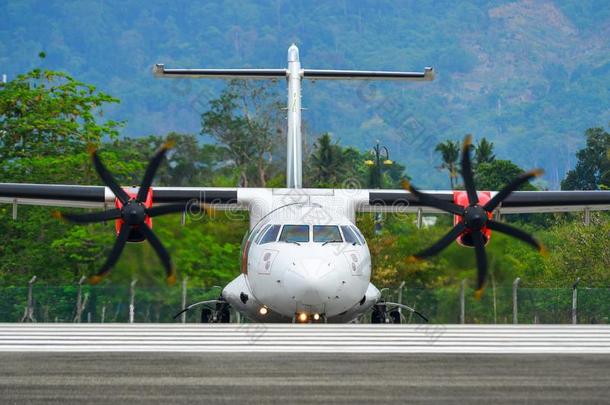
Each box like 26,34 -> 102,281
1,45 -> 609,323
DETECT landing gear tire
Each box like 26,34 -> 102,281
389,309 -> 401,324
201,308 -> 212,323
371,305 -> 385,324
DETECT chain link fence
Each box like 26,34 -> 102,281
1,281 -> 608,324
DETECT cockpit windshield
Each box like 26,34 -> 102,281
313,225 -> 343,243
279,225 -> 309,243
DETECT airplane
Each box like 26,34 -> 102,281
1,45 -> 609,324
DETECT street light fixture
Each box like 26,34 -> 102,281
365,141 -> 393,233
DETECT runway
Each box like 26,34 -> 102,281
2,325 -> 610,403
1,324 -> 610,353
1,352 -> 610,404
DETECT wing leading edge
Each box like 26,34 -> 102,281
0,183 -> 239,210
364,190 -> 610,214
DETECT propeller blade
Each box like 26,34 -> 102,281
472,230 -> 488,296
139,224 -> 176,285
484,169 -> 544,212
412,222 -> 466,259
402,180 -> 465,216
90,149 -> 130,204
55,208 -> 122,224
460,135 -> 478,205
486,220 -> 545,253
136,140 -> 174,202
146,203 -> 188,217
88,224 -> 130,285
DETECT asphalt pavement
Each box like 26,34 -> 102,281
1,352 -> 609,404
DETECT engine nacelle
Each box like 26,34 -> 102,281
114,188 -> 153,242
453,191 -> 492,247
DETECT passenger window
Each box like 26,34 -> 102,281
255,224 -> 272,244
340,225 -> 361,245
279,225 -> 309,243
350,225 -> 366,245
313,225 -> 342,243
260,224 -> 281,244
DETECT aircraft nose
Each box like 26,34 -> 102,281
284,258 -> 343,306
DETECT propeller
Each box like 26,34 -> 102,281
404,135 -> 546,298
55,140 -> 208,285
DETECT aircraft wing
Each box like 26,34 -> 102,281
362,189 -> 610,214
0,183 -> 241,210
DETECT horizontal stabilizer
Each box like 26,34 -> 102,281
303,67 -> 434,81
153,64 -> 286,79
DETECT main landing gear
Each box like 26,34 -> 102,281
200,297 -> 231,323
371,300 -> 401,324
371,300 -> 429,324
173,296 -> 232,323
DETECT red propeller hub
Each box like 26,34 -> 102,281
453,191 -> 492,247
114,187 -> 153,241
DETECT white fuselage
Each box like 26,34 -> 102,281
222,203 -> 380,322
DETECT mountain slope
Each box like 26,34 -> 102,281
1,0 -> 609,188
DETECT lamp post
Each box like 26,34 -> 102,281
365,141 -> 393,233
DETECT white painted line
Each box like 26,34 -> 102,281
0,324 -> 609,353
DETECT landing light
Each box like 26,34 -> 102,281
259,307 -> 268,316
298,313 -> 308,323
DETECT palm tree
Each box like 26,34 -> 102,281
475,137 -> 496,168
434,140 -> 460,188
309,133 -> 345,187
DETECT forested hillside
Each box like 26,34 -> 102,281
2,0 -> 609,188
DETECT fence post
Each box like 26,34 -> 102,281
512,277 -> 521,324
572,277 -> 580,325
583,208 -> 590,226
129,278 -> 137,324
181,276 -> 188,324
20,276 -> 37,323
459,279 -> 466,324
101,304 -> 106,323
397,281 -> 406,317
74,276 -> 87,323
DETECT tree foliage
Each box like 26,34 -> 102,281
201,80 -> 282,187
561,127 -> 610,190
0,68 -> 122,160
434,140 -> 460,188
474,137 -> 496,168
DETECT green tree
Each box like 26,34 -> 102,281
561,127 -> 610,190
434,140 -> 460,188
201,80 -> 282,187
475,159 -> 537,191
474,137 -> 496,168
308,133 -> 360,187
0,68 -> 122,160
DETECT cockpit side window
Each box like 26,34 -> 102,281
254,224 -> 272,244
350,225 -> 366,245
279,225 -> 309,243
313,225 -> 342,243
259,224 -> 281,244
340,225 -> 361,245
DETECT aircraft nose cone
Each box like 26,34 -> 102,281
284,258 -> 340,306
